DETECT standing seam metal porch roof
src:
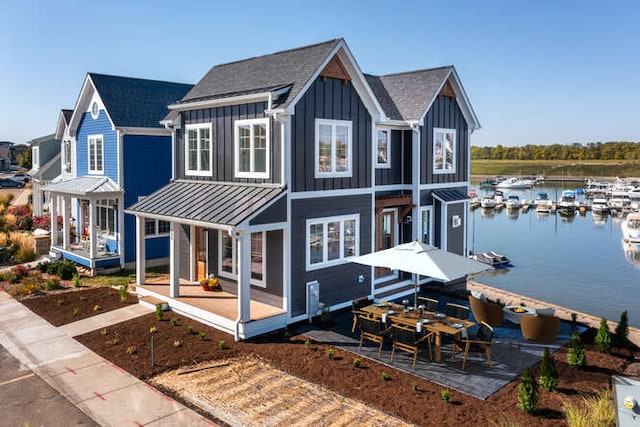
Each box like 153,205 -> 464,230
126,180 -> 284,227
45,176 -> 122,197
432,189 -> 469,203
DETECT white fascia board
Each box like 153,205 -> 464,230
67,75 -> 117,136
55,111 -> 69,140
168,92 -> 271,111
118,126 -> 172,136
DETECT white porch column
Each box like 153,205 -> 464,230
136,215 -> 146,286
189,225 -> 196,282
169,222 -> 180,298
50,193 -> 58,246
118,195 -> 125,269
89,199 -> 97,258
62,196 -> 71,249
237,231 -> 251,324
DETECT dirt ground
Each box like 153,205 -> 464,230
8,288 -> 621,426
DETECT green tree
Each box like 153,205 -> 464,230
615,311 -> 629,345
538,348 -> 558,392
567,331 -> 586,368
18,147 -> 32,169
594,317 -> 611,353
518,366 -> 538,413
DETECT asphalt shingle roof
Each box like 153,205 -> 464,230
89,74 -> 193,128
178,39 -> 342,108
366,66 -> 453,121
126,180 -> 284,227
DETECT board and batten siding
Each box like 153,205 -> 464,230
291,77 -> 372,192
375,129 -> 407,186
176,101 -> 281,184
290,194 -> 372,317
76,111 -> 118,181
445,202 -> 465,255
421,96 -> 469,185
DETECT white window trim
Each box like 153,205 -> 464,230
64,140 -> 72,172
32,146 -> 40,169
433,127 -> 456,174
306,213 -> 359,271
184,123 -> 213,177
375,128 -> 391,169
234,118 -> 270,179
90,101 -> 100,120
314,118 -> 353,178
420,206 -> 434,245
144,218 -> 170,239
96,199 -> 116,237
87,134 -> 104,175
217,231 -> 266,288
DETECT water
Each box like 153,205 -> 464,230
469,183 -> 640,328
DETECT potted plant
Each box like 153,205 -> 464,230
200,275 -> 221,291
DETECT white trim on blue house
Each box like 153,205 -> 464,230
184,123 -> 213,177
314,118 -> 353,179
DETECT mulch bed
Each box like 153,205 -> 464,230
67,306 -> 635,426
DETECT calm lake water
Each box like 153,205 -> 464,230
469,183 -> 640,328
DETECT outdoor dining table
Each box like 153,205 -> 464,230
361,302 -> 476,363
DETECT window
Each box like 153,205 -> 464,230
185,124 -> 212,176
91,101 -> 100,119
433,128 -> 456,173
376,129 -> 390,168
421,207 -> 433,245
315,119 -> 352,178
234,118 -> 269,178
306,214 -> 359,270
64,140 -> 72,172
144,218 -> 170,238
96,199 -> 116,236
32,146 -> 40,169
218,231 -> 266,287
88,135 -> 103,174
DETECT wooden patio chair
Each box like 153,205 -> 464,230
351,296 -> 371,333
357,315 -> 390,357
390,324 -> 434,369
451,321 -> 494,370
445,302 -> 469,320
417,296 -> 439,313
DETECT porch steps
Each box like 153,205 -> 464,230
138,295 -> 169,312
374,283 -> 416,301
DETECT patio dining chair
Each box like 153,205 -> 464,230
445,302 -> 469,320
357,315 -> 390,357
417,296 -> 439,313
451,321 -> 494,370
351,296 -> 371,333
390,324 -> 434,369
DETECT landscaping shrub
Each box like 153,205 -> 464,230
562,389 -> 615,427
594,317 -> 611,353
518,367 -> 538,414
51,260 -> 78,280
567,331 -> 586,369
615,311 -> 629,345
539,348 -> 558,392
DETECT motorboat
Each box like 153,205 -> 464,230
495,177 -> 530,189
557,190 -> 577,217
470,251 -> 512,268
480,194 -> 496,209
505,194 -> 522,210
591,198 -> 609,215
621,211 -> 640,243
534,191 -> 551,213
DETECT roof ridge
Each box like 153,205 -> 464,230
376,65 -> 453,79
88,72 -> 193,87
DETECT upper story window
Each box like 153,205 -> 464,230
433,128 -> 456,174
376,128 -> 390,169
88,135 -> 104,174
90,101 -> 99,119
185,123 -> 212,176
32,146 -> 40,169
64,140 -> 72,172
306,214 -> 359,270
234,118 -> 269,179
315,119 -> 352,178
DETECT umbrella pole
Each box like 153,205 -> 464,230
414,274 -> 418,310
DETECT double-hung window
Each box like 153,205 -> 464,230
218,231 -> 266,287
144,218 -> 170,238
234,118 -> 269,179
315,119 -> 352,178
433,128 -> 456,173
64,140 -> 72,172
185,124 -> 212,176
376,128 -> 390,168
88,135 -> 103,174
306,214 -> 359,270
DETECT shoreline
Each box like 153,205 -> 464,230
461,280 -> 640,347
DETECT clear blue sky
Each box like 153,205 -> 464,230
1,0 -> 639,147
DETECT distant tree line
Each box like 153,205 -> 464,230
471,142 -> 640,161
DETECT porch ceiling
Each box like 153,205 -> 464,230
125,180 -> 284,228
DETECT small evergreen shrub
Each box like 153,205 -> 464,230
441,389 -> 450,402
55,260 -> 77,280
218,340 -> 226,350
352,357 -> 361,368
518,367 -> 538,413
72,307 -> 80,317
567,331 -> 586,369
155,303 -> 164,321
186,325 -> 194,334
381,372 -> 389,381
119,284 -> 128,302
327,348 -> 335,359
615,311 -> 629,344
72,274 -> 81,288
170,318 -> 178,326
304,339 -> 311,349
539,348 -> 558,392
594,317 -> 611,353
199,331 -> 206,340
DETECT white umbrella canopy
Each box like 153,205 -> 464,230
348,240 -> 491,308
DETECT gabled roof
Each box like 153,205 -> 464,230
28,133 -> 57,147
366,66 -> 480,129
88,74 -> 193,128
177,39 -> 342,109
45,176 -> 122,197
55,110 -> 73,140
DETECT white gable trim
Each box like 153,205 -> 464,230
67,75 -> 117,137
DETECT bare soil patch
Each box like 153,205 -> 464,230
19,288 -> 636,426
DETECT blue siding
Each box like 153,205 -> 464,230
123,134 -> 172,263
76,111 -> 118,181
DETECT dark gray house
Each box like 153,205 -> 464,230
127,39 -> 480,340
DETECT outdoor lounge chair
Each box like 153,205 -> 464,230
445,302 -> 469,320
451,321 -> 494,370
351,296 -> 371,333
520,314 -> 560,344
468,295 -> 504,326
417,296 -> 439,313
390,324 -> 434,369
357,315 -> 390,357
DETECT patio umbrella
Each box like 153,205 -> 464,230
348,240 -> 491,309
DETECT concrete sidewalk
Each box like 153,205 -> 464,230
0,291 -> 216,426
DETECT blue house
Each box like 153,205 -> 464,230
127,39 -> 480,339
46,73 -> 192,273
